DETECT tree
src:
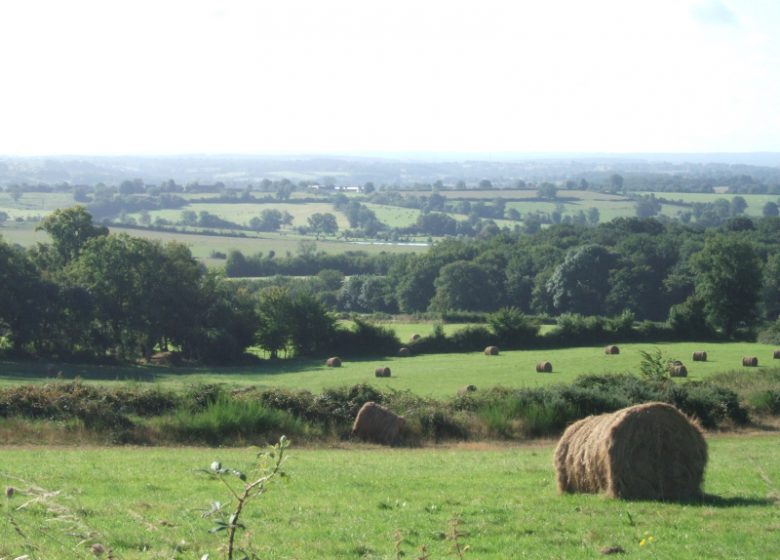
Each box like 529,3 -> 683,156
730,196 -> 748,216
429,260 -> 495,312
691,235 -> 762,336
36,206 -> 108,265
255,287 -> 292,358
307,213 -> 338,236
761,252 -> 780,320
763,202 -> 779,218
635,195 -> 661,218
609,174 -> 624,192
0,238 -> 45,352
537,183 -> 558,200
545,245 -> 616,315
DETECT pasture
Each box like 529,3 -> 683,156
2,342 -> 778,397
1,434 -> 778,558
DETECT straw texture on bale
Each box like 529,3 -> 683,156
484,346 -> 500,356
669,364 -> 688,377
536,361 -> 553,373
742,356 -> 758,367
374,366 -> 391,378
351,401 -> 405,445
554,402 -> 707,501
692,351 -> 707,362
773,350 -> 780,360
457,384 -> 477,396
604,345 -> 620,355
398,347 -> 411,357
326,357 -> 342,367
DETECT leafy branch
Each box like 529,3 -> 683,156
200,435 -> 290,560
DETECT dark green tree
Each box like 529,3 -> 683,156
36,206 -> 108,265
691,235 -> 762,336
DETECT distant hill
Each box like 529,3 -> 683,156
1,153 -> 779,187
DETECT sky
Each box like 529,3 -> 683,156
0,0 -> 779,156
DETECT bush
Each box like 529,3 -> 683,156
488,307 -> 540,348
448,325 -> 495,352
329,318 -> 401,356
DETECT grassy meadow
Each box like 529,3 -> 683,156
2,341 -> 779,397
1,434 -> 779,558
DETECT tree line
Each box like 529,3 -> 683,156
4,207 -> 780,365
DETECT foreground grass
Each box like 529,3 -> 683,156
3,342 -> 779,398
1,434 -> 779,558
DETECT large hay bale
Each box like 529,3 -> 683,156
410,333 -> 421,342
374,366 -> 391,378
773,350 -> 780,360
692,351 -> 707,362
326,356 -> 342,367
484,345 -> 500,356
553,402 -> 707,501
604,345 -> 620,355
536,361 -> 553,373
351,402 -> 405,445
669,364 -> 688,377
398,347 -> 411,357
457,384 -> 477,396
742,356 -> 758,367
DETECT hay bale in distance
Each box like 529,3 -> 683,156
604,345 -> 620,355
692,351 -> 708,362
773,350 -> 780,360
351,402 -> 405,445
536,361 -> 553,373
410,333 -> 421,342
484,345 -> 500,356
669,364 -> 688,377
554,402 -> 707,501
457,384 -> 477,396
326,356 -> 342,367
398,347 -> 411,357
742,356 -> 758,367
374,366 -> 391,378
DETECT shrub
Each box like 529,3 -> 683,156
329,318 -> 400,356
488,307 -> 540,348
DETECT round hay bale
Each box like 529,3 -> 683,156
692,351 -> 708,362
553,402 -> 707,501
457,384 -> 477,396
398,347 -> 411,357
351,401 -> 405,445
410,333 -> 421,342
604,345 -> 620,355
669,364 -> 688,377
326,356 -> 342,367
773,350 -> 780,360
536,361 -> 553,373
374,366 -> 391,378
742,356 -> 758,367
484,345 -> 500,356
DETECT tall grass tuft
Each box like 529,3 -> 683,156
162,395 -> 308,445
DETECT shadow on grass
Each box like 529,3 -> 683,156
697,493 -> 776,508
0,354 -> 400,384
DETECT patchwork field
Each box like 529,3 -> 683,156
1,434 -> 778,558
2,342 -> 778,397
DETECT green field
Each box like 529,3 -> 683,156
126,201 -> 353,230
1,434 -> 778,558
3,342 -> 778,397
638,192 -> 780,216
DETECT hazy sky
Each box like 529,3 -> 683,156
1,0 -> 779,156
